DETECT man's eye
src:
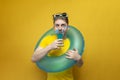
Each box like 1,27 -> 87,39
61,24 -> 67,27
55,24 -> 59,27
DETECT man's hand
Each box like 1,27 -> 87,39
48,39 -> 64,50
66,49 -> 81,61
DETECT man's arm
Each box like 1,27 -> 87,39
31,39 -> 63,62
31,46 -> 52,62
76,58 -> 83,67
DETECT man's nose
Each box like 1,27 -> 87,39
58,27 -> 62,30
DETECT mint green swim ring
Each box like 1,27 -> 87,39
34,26 -> 84,72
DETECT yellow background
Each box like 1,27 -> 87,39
0,0 -> 120,80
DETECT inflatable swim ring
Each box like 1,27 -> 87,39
34,26 -> 84,72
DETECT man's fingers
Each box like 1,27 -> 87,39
56,43 -> 64,47
56,42 -> 63,44
68,50 -> 75,53
65,52 -> 73,56
56,39 -> 64,47
66,56 -> 73,59
57,39 -> 63,42
73,48 -> 78,52
68,51 -> 73,54
56,46 -> 61,49
65,52 -> 69,55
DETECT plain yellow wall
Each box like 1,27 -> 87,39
0,0 -> 120,80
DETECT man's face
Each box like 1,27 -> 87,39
54,19 -> 68,34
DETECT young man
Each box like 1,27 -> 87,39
32,12 -> 83,80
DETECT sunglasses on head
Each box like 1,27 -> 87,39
53,13 -> 68,18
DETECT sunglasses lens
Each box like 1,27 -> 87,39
55,15 -> 60,17
62,14 -> 66,17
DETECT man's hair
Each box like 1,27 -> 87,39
52,12 -> 69,24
